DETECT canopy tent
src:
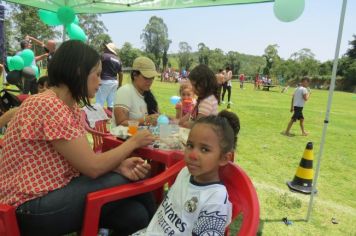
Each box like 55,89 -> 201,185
2,0 -> 349,222
3,0 -> 273,14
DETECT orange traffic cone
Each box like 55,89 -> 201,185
287,142 -> 316,194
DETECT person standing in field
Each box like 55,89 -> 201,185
215,69 -> 225,105
221,66 -> 232,105
283,77 -> 311,136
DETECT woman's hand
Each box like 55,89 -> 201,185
145,114 -> 159,126
115,157 -> 151,181
129,129 -> 156,148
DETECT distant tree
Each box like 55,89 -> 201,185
226,51 -> 240,75
262,44 -> 279,76
141,16 -> 170,68
336,56 -> 350,76
319,60 -> 333,76
290,48 -> 315,61
79,14 -> 111,52
118,42 -> 142,68
197,42 -> 209,65
162,39 -> 171,71
178,41 -> 193,71
346,34 -> 356,59
290,48 -> 319,77
208,48 -> 225,73
344,60 -> 356,85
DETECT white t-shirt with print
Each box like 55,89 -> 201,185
113,83 -> 147,126
132,167 -> 232,236
293,86 -> 308,107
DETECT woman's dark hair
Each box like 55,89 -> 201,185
189,64 -> 218,100
192,110 -> 240,153
131,70 -> 158,114
37,75 -> 49,87
48,40 -> 100,107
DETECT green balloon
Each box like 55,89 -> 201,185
38,9 -> 61,26
274,0 -> 305,22
10,56 -> 24,71
66,23 -> 87,42
6,56 -> 14,71
20,49 -> 35,67
73,15 -> 79,25
31,65 -> 40,78
57,6 -> 75,25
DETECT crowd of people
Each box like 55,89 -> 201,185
0,37 -> 311,235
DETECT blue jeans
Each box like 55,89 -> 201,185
96,80 -> 118,109
16,172 -> 155,236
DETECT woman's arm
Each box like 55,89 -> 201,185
26,35 -> 44,47
114,106 -> 132,126
114,106 -> 158,126
0,108 -> 19,127
51,130 -> 155,179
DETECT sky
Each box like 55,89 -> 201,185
100,0 -> 356,62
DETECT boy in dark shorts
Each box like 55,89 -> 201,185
283,77 -> 311,136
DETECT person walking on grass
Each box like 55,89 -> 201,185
221,66 -> 232,105
283,77 -> 311,136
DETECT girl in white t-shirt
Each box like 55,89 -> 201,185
133,110 -> 240,236
180,64 -> 218,128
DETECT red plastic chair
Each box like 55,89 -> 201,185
0,159 -> 183,236
81,160 -> 259,236
103,108 -> 112,118
81,159 -> 186,236
0,161 -> 259,236
16,94 -> 29,103
81,110 -> 112,153
0,204 -> 20,236
221,162 -> 260,236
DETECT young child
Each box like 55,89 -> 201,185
175,81 -> 195,119
283,77 -> 311,136
133,110 -> 240,235
180,64 -> 218,128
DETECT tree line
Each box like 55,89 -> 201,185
3,4 -> 355,91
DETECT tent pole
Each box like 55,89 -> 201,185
306,0 -> 348,222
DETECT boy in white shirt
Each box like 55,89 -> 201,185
283,77 -> 311,136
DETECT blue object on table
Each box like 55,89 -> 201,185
157,114 -> 169,125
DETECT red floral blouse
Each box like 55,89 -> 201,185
0,90 -> 86,207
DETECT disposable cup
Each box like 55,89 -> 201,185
128,120 -> 139,135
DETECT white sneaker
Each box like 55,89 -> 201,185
221,101 -> 226,104
228,101 -> 233,104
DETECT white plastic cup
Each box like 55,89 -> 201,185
159,124 -> 171,140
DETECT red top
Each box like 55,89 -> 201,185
0,90 -> 85,207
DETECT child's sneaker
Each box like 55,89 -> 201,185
228,101 -> 233,104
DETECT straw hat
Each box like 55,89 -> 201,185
105,43 -> 118,55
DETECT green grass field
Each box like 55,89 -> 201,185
148,78 -> 356,235
2,74 -> 355,235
